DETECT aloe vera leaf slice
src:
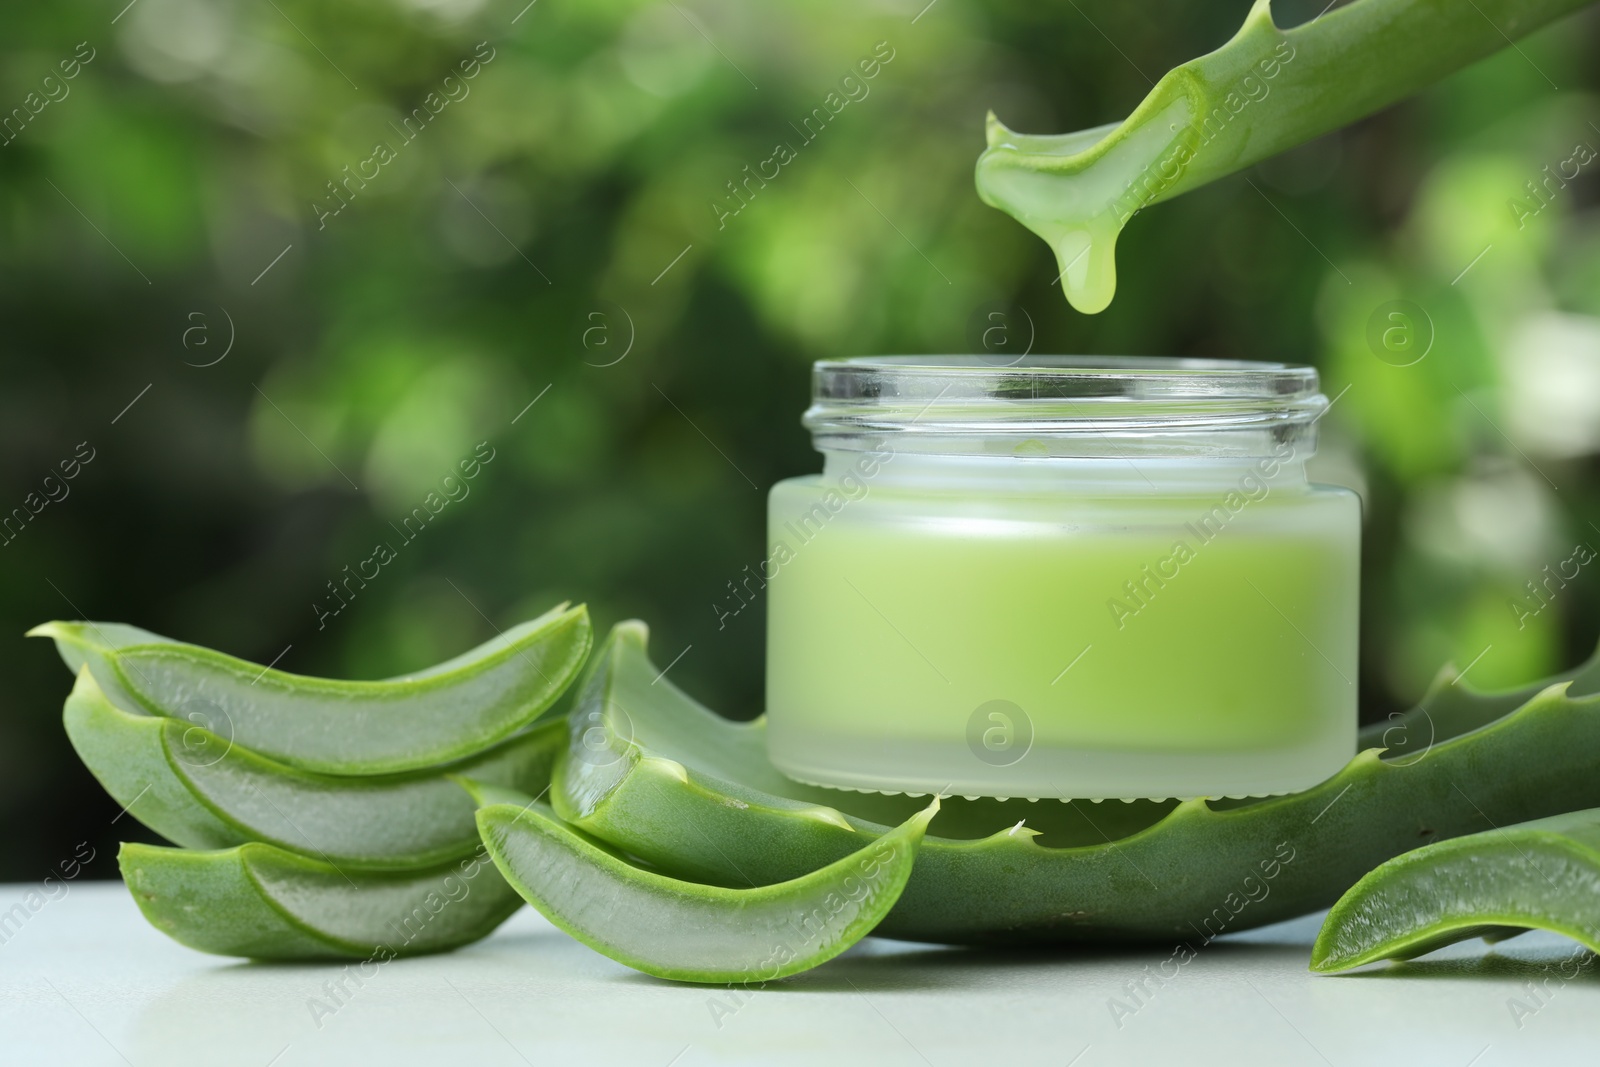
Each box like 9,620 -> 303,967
65,668 -> 564,868
1311,808 -> 1600,972
118,840 -> 520,960
33,621 -> 163,708
555,622 -> 1600,945
30,602 -> 592,775
471,781 -> 936,984
975,0 -> 1596,313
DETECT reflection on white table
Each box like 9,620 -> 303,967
0,883 -> 1593,1066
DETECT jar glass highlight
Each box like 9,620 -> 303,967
764,356 -> 1360,801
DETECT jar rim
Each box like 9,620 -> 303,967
804,356 -> 1328,457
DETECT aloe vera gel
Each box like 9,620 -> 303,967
765,357 -> 1359,800
976,0 -> 1596,314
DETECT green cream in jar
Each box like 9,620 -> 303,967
764,356 -> 1359,800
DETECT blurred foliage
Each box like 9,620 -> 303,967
1,0 -> 1598,881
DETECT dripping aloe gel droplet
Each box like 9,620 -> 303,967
764,357 -> 1359,800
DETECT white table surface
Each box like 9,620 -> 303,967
1,882 -> 1593,1066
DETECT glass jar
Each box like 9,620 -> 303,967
764,356 -> 1359,800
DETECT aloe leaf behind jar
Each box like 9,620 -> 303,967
1356,648 -> 1600,759
30,602 -> 592,775
976,0 -> 1598,313
64,667 -> 565,868
1311,808 -> 1600,971
469,780 -> 936,984
554,622 -> 1600,945
119,840 -> 521,960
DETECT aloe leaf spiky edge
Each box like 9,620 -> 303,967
1357,648 -> 1600,758
554,623 -> 1600,945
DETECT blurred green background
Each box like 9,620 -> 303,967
3,0 -> 1599,881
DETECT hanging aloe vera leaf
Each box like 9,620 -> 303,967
469,779 -> 936,984
976,0 -> 1597,313
554,622 -> 1600,945
118,840 -> 520,960
29,602 -> 591,775
64,668 -> 564,868
1310,808 -> 1600,972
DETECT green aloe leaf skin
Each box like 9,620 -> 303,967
1311,808 -> 1600,972
65,667 -> 566,868
976,0 -> 1596,313
469,779 -> 937,984
118,840 -> 522,961
30,602 -> 592,775
1356,645 -> 1600,758
554,622 -> 1600,945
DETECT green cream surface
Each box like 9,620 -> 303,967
765,461 -> 1359,799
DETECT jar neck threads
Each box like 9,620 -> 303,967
805,356 -> 1327,462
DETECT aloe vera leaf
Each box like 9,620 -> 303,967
1357,645 -> 1600,758
555,623 -> 1600,945
118,840 -> 521,960
1310,808 -> 1600,972
975,0 -> 1597,313
29,602 -> 592,775
65,668 -> 564,868
470,780 -> 936,984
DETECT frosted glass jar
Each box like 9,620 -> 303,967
764,356 -> 1360,800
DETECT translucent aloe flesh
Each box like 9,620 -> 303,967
976,0 -> 1598,313
31,603 -> 591,775
554,622 -> 1600,945
65,668 -> 565,868
472,781 -> 937,983
119,841 -> 522,960
1311,808 -> 1600,972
